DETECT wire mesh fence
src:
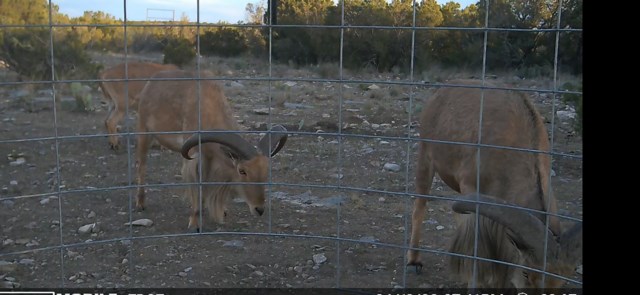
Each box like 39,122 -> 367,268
0,0 -> 582,290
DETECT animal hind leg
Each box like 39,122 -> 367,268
106,105 -> 125,150
407,142 -> 435,274
135,132 -> 152,211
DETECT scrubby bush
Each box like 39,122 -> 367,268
1,28 -> 100,80
70,82 -> 94,112
200,28 -> 248,57
162,37 -> 195,67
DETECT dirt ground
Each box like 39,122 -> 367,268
0,53 -> 583,289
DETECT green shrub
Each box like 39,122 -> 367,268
1,28 -> 100,80
200,28 -> 248,57
70,82 -> 94,112
162,37 -> 195,67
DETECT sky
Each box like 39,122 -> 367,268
55,0 -> 477,24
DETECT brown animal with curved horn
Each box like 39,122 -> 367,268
134,69 -> 288,230
407,80 -> 582,288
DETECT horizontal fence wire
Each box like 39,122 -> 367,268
0,0 -> 582,289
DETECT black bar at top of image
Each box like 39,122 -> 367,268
0,289 -> 584,295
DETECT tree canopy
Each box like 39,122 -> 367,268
0,0 -> 583,78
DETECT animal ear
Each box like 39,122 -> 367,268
220,146 -> 240,162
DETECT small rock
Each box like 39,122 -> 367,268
293,266 -> 303,273
425,218 -> 438,225
284,81 -> 297,87
25,240 -> 39,247
312,253 -> 327,265
383,163 -> 401,172
24,221 -> 37,229
378,197 -> 385,202
9,180 -> 18,186
322,113 -> 330,118
371,123 -> 380,129
78,223 -> 96,234
253,271 -> 264,276
576,264 -> 583,275
68,275 -> 77,281
184,267 -> 192,272
178,272 -> 188,277
124,219 -> 153,227
0,261 -> 17,273
2,239 -> 14,246
40,198 -> 50,205
253,108 -> 270,115
1,281 -> 19,288
14,238 -> 29,245
368,84 -> 380,90
121,258 -> 128,264
227,81 -> 244,88
9,158 -> 26,166
379,140 -> 390,145
359,236 -> 376,243
361,147 -> 374,154
436,225 -> 445,230
19,259 -> 34,265
419,283 -> 434,288
556,109 -> 576,121
4,276 -> 16,282
331,173 -> 344,179
87,211 -> 96,218
223,240 -> 244,248
551,169 -> 556,177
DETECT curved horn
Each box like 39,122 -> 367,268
181,131 -> 258,160
258,124 -> 288,157
452,193 -> 560,262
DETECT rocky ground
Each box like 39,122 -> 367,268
0,53 -> 583,288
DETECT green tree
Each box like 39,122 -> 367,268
200,27 -> 248,57
271,0 -> 334,64
244,1 -> 268,56
557,0 -> 582,74
0,0 -> 99,80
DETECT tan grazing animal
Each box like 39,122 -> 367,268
407,80 -> 582,288
98,62 -> 179,150
134,70 -> 288,230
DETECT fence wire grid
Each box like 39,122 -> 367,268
0,0 -> 583,290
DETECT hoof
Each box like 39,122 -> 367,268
135,205 -> 145,212
407,261 -> 423,274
